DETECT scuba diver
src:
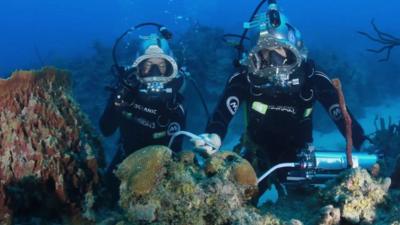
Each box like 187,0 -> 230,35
100,23 -> 186,204
194,0 -> 367,199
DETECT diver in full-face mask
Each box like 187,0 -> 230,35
100,24 -> 186,204
193,1 -> 367,200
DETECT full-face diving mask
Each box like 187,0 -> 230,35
244,3 -> 308,90
132,34 -> 179,94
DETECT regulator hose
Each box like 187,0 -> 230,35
257,162 -> 298,184
188,77 -> 211,120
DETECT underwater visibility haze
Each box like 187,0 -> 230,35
0,0 -> 400,224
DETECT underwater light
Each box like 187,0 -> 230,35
257,149 -> 379,186
267,0 -> 281,28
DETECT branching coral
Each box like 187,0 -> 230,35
371,116 -> 400,157
358,20 -> 400,62
369,116 -> 400,187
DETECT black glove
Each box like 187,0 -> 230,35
111,64 -> 140,90
108,65 -> 139,110
111,85 -> 133,111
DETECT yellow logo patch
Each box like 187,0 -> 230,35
153,131 -> 167,139
304,108 -> 313,118
251,101 -> 269,115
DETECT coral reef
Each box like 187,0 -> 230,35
52,42 -> 117,161
109,147 -> 399,225
114,146 -> 271,225
0,68 -> 104,225
111,146 -> 397,225
321,169 -> 391,224
20,24 -> 397,224
262,168 -> 399,225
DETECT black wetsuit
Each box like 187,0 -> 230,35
99,76 -> 185,204
100,86 -> 185,154
206,60 -> 366,189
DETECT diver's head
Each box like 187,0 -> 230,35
132,33 -> 180,96
245,5 -> 308,93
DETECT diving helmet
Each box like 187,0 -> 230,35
245,3 -> 308,90
132,33 -> 179,93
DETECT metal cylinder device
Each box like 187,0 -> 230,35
285,151 -> 379,185
314,151 -> 378,171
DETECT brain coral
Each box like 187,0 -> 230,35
115,147 -> 262,225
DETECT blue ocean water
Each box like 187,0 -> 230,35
1,0 -> 399,75
1,0 -> 400,155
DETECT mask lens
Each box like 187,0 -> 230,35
256,47 -> 297,69
147,64 -> 163,77
138,58 -> 173,78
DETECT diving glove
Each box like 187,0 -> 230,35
191,133 -> 221,155
111,84 -> 135,111
112,87 -> 127,107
